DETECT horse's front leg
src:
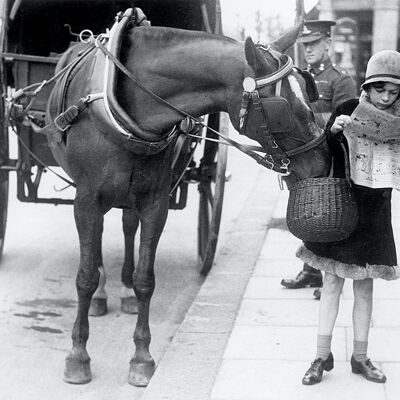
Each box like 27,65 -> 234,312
89,221 -> 108,316
64,193 -> 104,384
121,208 -> 139,314
128,196 -> 169,387
89,264 -> 107,316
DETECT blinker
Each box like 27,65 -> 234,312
242,96 -> 296,137
261,97 -> 295,133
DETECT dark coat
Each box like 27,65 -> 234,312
297,99 -> 399,280
308,58 -> 357,128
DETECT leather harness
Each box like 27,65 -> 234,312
46,8 -> 181,156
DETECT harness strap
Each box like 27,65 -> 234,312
53,97 -> 90,131
232,131 -> 327,156
285,131 -> 327,157
256,57 -> 293,88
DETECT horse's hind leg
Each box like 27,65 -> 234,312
120,208 -> 139,314
128,197 -> 169,386
64,194 -> 104,384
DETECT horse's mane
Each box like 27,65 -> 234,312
130,25 -> 237,46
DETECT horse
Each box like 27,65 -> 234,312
43,9 -> 331,387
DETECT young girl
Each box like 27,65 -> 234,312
298,50 -> 400,385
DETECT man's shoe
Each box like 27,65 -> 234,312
313,288 -> 321,300
302,352 -> 334,385
281,270 -> 323,289
351,356 -> 387,383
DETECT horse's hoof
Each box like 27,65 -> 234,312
121,296 -> 138,314
128,360 -> 155,387
89,298 -> 107,316
64,354 -> 92,384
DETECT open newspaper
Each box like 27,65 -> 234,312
343,101 -> 400,189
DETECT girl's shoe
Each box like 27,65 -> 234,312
351,356 -> 387,383
302,352 -> 334,385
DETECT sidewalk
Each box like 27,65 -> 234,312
141,169 -> 400,400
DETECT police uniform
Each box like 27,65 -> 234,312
308,59 -> 357,128
300,20 -> 357,128
281,20 -> 357,292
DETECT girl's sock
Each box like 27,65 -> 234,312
353,340 -> 368,362
316,334 -> 332,360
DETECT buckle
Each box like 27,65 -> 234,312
54,114 -> 71,132
260,154 -> 275,169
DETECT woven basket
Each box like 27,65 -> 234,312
286,177 -> 359,243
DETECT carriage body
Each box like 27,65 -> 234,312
0,0 -> 227,272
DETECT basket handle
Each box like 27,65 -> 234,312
339,142 -> 352,185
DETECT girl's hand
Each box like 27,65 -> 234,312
331,115 -> 352,134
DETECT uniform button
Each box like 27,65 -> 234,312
319,94 -> 323,98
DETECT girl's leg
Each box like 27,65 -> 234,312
316,272 -> 345,358
352,278 -> 373,361
302,272 -> 344,385
351,278 -> 386,383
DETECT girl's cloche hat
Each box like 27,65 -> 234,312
362,50 -> 400,89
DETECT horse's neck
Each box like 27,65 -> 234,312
120,28 -> 244,134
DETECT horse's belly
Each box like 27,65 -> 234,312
63,128 -> 173,208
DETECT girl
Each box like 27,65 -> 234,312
299,50 -> 400,385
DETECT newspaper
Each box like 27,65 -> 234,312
343,101 -> 400,189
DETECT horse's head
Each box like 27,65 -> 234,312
231,22 -> 331,183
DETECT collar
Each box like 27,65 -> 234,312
308,56 -> 332,74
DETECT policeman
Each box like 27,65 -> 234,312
281,20 -> 357,298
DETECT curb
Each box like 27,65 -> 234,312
140,168 -> 282,400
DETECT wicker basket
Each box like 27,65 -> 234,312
286,177 -> 359,243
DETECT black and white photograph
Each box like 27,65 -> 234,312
0,1 -> 400,399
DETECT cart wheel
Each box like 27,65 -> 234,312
198,113 -> 229,275
0,97 -> 9,262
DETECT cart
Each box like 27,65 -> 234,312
0,0 -> 228,274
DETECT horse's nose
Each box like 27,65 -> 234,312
296,149 -> 331,180
314,153 -> 332,178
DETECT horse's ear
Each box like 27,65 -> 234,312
271,20 -> 304,53
245,37 -> 268,74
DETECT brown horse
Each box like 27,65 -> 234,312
45,11 -> 330,387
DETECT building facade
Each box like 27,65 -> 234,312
312,0 -> 400,88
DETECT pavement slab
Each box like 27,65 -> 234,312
140,179 -> 400,400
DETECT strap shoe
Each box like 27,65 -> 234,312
351,355 -> 386,383
302,352 -> 334,385
281,270 -> 323,289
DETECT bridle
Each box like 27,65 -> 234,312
237,44 -> 327,177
